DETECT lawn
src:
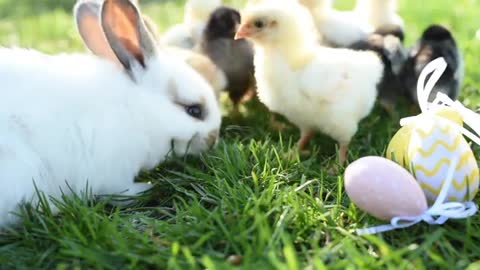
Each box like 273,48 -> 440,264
1,0 -> 480,269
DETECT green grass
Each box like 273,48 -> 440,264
1,0 -> 480,269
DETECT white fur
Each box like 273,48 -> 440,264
0,48 -> 221,227
162,0 -> 222,49
245,1 -> 382,147
299,0 -> 369,47
299,0 -> 404,47
355,0 -> 404,31
165,46 -> 227,98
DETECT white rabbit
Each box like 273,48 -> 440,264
0,0 -> 221,228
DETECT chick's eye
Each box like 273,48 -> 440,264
185,104 -> 203,119
254,20 -> 265,29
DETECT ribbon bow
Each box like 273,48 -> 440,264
357,57 -> 479,235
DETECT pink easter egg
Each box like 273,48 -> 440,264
345,156 -> 428,221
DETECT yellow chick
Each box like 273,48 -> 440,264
235,1 -> 383,164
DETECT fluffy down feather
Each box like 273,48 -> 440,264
237,1 -> 383,163
349,24 -> 407,116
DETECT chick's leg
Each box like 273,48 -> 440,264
338,144 -> 349,165
327,143 -> 349,176
298,130 -> 315,153
241,87 -> 257,103
285,129 -> 315,161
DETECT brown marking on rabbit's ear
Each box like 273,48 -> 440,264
101,0 -> 156,77
74,0 -> 120,64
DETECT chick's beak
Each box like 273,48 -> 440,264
235,24 -> 251,40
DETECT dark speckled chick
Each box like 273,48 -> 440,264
400,24 -> 463,105
350,24 -> 407,116
199,6 -> 255,109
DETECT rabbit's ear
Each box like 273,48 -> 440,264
100,0 -> 156,78
74,0 -> 119,64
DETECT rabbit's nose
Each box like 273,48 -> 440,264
206,129 -> 219,148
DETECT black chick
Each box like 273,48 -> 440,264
199,6 -> 255,112
400,24 -> 463,105
350,24 -> 407,116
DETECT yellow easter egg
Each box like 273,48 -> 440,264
408,117 -> 479,203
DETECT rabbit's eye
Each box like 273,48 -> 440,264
185,104 -> 203,120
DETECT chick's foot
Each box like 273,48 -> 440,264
269,114 -> 288,132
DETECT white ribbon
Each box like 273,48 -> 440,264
400,57 -> 480,145
358,157 -> 477,235
358,57 -> 479,235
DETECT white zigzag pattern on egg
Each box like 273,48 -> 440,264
408,120 -> 479,203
